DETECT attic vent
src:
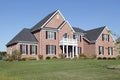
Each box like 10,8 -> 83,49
57,15 -> 59,19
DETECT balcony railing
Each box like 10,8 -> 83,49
59,38 -> 77,46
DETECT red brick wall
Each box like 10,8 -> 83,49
83,27 -> 115,58
83,40 -> 96,57
58,23 -> 74,54
45,12 -> 64,28
7,43 -> 38,59
7,44 -> 19,54
96,28 -> 115,58
77,35 -> 84,53
39,30 -> 59,59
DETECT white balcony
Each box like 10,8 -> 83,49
59,38 -> 77,46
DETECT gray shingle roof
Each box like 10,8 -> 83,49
6,28 -> 38,47
31,10 -> 57,33
72,27 -> 85,33
84,26 -> 105,42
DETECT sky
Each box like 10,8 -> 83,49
0,0 -> 120,51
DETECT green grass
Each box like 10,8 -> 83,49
0,59 -> 120,80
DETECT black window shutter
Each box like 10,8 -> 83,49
108,47 -> 109,55
80,47 -> 82,54
108,35 -> 109,42
26,45 -> 28,54
35,46 -> 37,55
111,47 -> 113,55
46,45 -> 48,54
55,46 -> 56,55
46,31 -> 48,39
20,45 -> 22,54
30,45 -> 32,55
99,46 -> 101,55
103,46 -> 104,55
80,35 -> 81,42
102,34 -> 104,41
54,32 -> 56,40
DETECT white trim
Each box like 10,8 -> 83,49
18,42 -> 38,45
43,29 -> 58,32
10,47 -> 13,55
57,10 -> 66,21
58,21 -> 67,30
105,26 -> 116,42
59,38 -> 77,46
41,10 -> 66,29
30,45 -> 36,55
96,26 -> 115,43
66,21 -> 75,33
83,37 -> 91,43
72,45 -> 74,58
21,44 -> 27,55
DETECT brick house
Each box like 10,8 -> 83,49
6,10 -> 115,59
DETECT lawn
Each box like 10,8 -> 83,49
0,59 -> 120,80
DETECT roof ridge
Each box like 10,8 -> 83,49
85,26 -> 106,32
6,28 -> 38,47
83,26 -> 106,43
31,10 -> 58,32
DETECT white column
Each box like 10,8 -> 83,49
76,46 -> 78,57
63,45 -> 64,54
66,45 -> 68,58
72,46 -> 74,58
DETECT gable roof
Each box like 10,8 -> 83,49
31,10 -> 59,33
6,28 -> 38,47
84,26 -> 105,43
72,27 -> 85,33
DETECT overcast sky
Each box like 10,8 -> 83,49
0,0 -> 120,51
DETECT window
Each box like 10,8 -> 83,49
78,47 -> 82,54
10,48 -> 13,55
20,44 -> 28,55
102,34 -> 109,41
63,33 -> 69,38
108,47 -> 113,55
99,46 -> 104,55
46,45 -> 56,55
30,45 -> 37,55
56,15 -> 59,19
46,31 -> 56,40
73,34 -> 81,42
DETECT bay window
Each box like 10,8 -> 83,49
20,44 -> 28,55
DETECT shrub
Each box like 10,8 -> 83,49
52,56 -> 58,59
38,54 -> 43,59
59,53 -> 65,59
12,50 -> 21,60
91,54 -> 97,59
28,57 -> 37,60
116,55 -> 120,59
6,57 -> 14,62
103,57 -> 107,60
79,54 -> 87,59
0,51 -> 6,56
108,57 -> 112,60
46,56 -> 51,60
0,56 -> 2,60
5,50 -> 22,61
97,57 -> 102,60
21,58 -> 26,61
111,57 -> 116,60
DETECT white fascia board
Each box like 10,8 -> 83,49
66,21 -> 75,33
41,10 -> 66,29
